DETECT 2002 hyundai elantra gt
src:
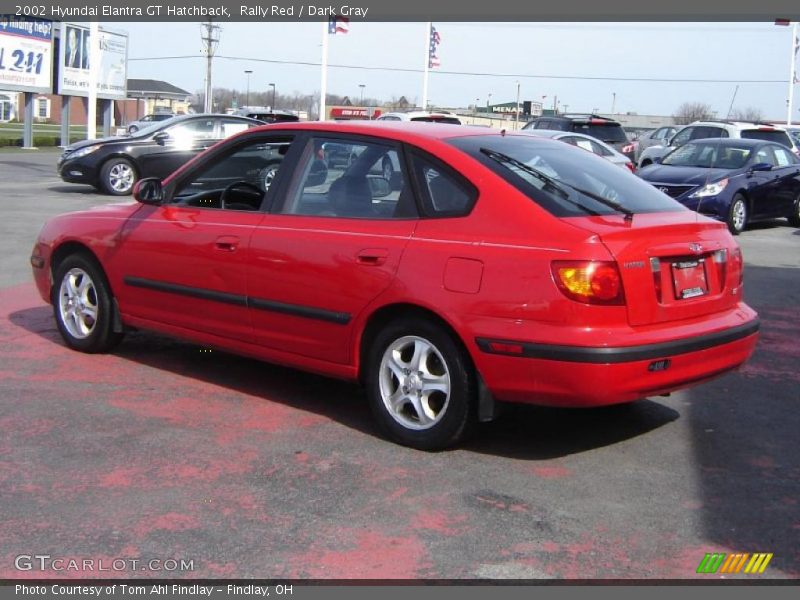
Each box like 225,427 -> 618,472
31,122 -> 759,450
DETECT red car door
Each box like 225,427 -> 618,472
113,204 -> 261,341
246,135 -> 418,365
111,135 -> 297,341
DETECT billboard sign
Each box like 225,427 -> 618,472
57,23 -> 128,100
0,16 -> 54,93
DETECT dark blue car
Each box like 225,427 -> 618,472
638,138 -> 800,234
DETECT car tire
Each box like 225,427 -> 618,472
788,193 -> 800,227
100,157 -> 137,196
640,159 -> 652,168
365,317 -> 476,451
727,193 -> 748,235
128,125 -> 139,134
52,253 -> 123,353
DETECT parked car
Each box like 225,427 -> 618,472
126,112 -> 175,134
33,122 -> 759,450
234,107 -> 300,123
519,129 -> 635,172
376,111 -> 462,124
635,126 -> 677,162
638,138 -> 800,234
522,114 -> 636,162
58,114 -> 264,195
638,120 -> 795,169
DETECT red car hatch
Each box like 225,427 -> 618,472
566,213 -> 743,327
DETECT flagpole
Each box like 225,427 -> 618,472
788,21 -> 797,125
422,22 -> 430,111
320,20 -> 329,121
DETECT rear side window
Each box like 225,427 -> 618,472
691,126 -> 727,140
741,129 -> 793,147
409,153 -> 477,217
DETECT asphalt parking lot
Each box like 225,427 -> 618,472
0,149 -> 798,580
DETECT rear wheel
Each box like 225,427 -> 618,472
365,317 -> 476,450
727,193 -> 748,235
128,125 -> 139,134
788,193 -> 800,227
52,253 -> 123,353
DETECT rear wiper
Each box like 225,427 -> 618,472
480,148 -> 633,221
480,148 -> 600,216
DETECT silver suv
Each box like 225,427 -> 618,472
637,120 -> 795,169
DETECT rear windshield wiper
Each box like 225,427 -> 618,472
480,148 -> 600,216
480,148 -> 633,221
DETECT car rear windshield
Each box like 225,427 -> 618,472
570,123 -> 628,144
411,116 -> 462,124
448,134 -> 685,217
741,129 -> 792,147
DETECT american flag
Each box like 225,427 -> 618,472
328,15 -> 349,35
428,25 -> 441,69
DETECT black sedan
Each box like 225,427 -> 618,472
57,114 -> 264,195
638,138 -> 800,234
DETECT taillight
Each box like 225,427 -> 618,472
551,260 -> 625,305
625,162 -> 636,173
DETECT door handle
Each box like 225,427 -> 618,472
215,236 -> 240,252
356,248 -> 389,266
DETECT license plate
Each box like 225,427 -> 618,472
672,259 -> 708,300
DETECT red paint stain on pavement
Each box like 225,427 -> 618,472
288,529 -> 428,578
412,510 -> 469,535
135,513 -> 200,536
530,465 -> 572,479
681,500 -> 704,510
98,466 -> 146,488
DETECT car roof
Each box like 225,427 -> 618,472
688,120 -> 788,132
248,120 -> 503,142
681,138 -> 773,147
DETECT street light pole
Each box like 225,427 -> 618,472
269,83 -> 276,110
775,19 -> 798,125
244,70 -> 253,107
359,84 -> 365,105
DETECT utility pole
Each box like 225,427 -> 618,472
201,21 -> 220,113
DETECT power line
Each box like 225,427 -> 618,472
127,54 -> 786,84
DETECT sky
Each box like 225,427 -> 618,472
111,21 -> 798,119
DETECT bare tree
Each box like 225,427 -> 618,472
729,106 -> 764,122
674,102 -> 714,125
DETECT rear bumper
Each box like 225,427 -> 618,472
472,315 -> 759,407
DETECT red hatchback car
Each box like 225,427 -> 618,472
31,122 -> 759,449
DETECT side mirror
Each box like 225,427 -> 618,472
368,176 -> 392,198
153,131 -> 170,146
133,177 -> 163,205
749,162 -> 773,173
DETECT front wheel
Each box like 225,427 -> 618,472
727,193 -> 748,235
52,254 -> 123,353
100,157 -> 137,196
365,318 -> 476,450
